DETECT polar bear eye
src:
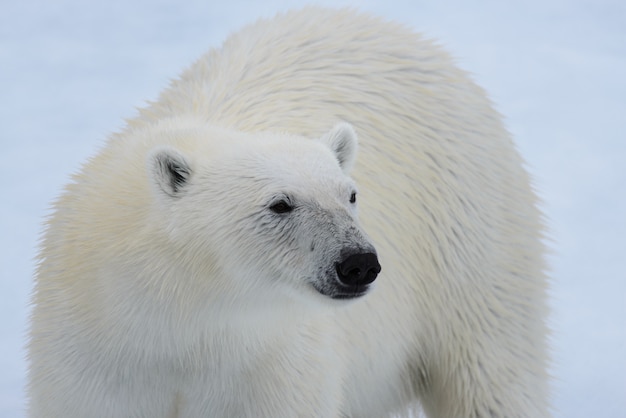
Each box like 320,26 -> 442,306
349,191 -> 357,204
270,200 -> 293,214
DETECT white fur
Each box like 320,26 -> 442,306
28,7 -> 550,418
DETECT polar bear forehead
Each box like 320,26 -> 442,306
219,123 -> 358,177
235,136 -> 354,189
187,132 -> 358,207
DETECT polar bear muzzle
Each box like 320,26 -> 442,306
317,249 -> 381,300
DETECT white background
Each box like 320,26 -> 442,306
1,0 -> 624,416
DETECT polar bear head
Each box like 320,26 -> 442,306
146,122 -> 380,308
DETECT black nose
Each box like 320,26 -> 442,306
336,252 -> 381,286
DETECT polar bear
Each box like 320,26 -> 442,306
28,7 -> 550,418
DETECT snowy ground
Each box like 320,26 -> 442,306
1,1 -> 624,416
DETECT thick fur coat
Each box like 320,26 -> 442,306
29,7 -> 550,417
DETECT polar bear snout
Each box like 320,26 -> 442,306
319,249 -> 380,300
336,252 -> 381,287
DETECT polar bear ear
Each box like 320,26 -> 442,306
148,146 -> 192,198
318,123 -> 358,174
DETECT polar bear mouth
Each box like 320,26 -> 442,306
311,281 -> 371,300
311,276 -> 374,300
330,288 -> 370,299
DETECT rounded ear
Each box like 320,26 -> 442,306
148,146 -> 192,197
318,123 -> 358,174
